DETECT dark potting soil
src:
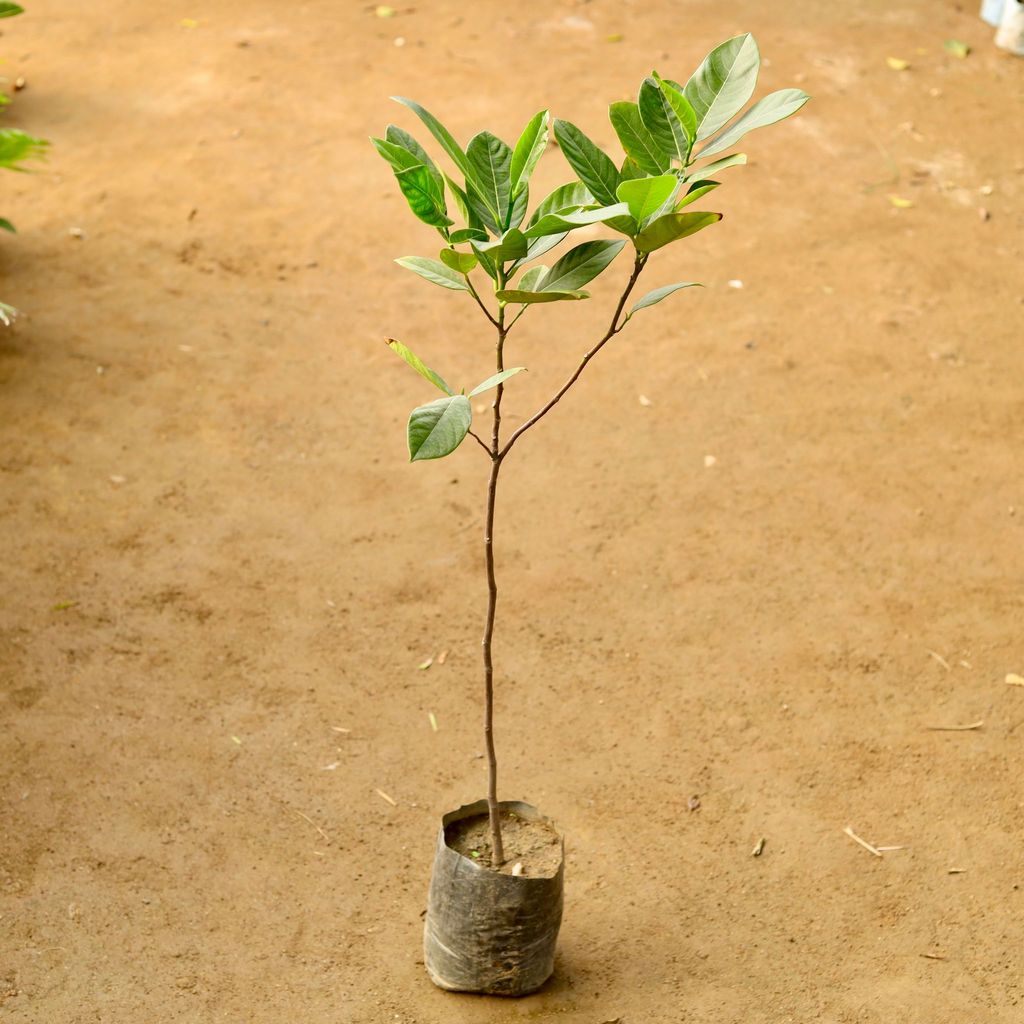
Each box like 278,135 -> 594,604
445,810 -> 563,877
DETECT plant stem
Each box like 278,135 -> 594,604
482,449 -> 505,868
476,252 -> 647,869
482,284 -> 508,869
500,250 -> 648,459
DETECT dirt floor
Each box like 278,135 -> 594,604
2,1 -> 1023,1021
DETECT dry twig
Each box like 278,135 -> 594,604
844,826 -> 882,857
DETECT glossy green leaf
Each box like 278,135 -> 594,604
391,96 -> 480,189
638,78 -> 681,162
469,367 -> 526,397
605,215 -> 639,236
657,75 -> 698,156
676,180 -> 720,208
510,234 -> 567,272
472,228 -> 528,264
618,156 -> 645,183
697,89 -> 810,159
615,174 -> 677,224
516,266 -> 549,291
466,131 -> 513,229
608,102 -> 669,175
473,246 -> 499,281
495,288 -> 589,304
463,183 -> 501,236
684,33 -> 761,141
542,239 -> 625,292
395,166 -> 453,228
628,282 -> 701,316
372,137 -> 450,227
408,395 -> 472,462
634,211 -> 722,253
552,119 -> 620,207
0,217 -> 15,233
508,183 -> 529,230
687,152 -> 747,180
384,125 -> 443,191
523,202 -> 631,239
395,256 -> 470,290
510,110 -> 549,195
526,182 -> 593,228
386,339 -> 453,395
444,175 -> 488,233
449,227 -> 488,244
439,248 -> 478,274
0,3 -> 24,18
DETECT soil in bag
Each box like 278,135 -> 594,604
446,808 -> 562,875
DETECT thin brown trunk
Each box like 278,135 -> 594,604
482,450 -> 504,867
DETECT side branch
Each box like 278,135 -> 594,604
466,429 -> 491,456
498,251 -> 648,459
467,278 -> 500,329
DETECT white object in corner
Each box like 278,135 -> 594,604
981,0 -> 1005,27
995,0 -> 1024,53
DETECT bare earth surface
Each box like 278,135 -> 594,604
2,2 -> 1023,1022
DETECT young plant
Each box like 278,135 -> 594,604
374,33 -> 807,866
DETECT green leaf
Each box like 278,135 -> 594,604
372,137 -> 451,228
697,89 -> 810,159
633,211 -> 722,253
638,78 -> 680,163
466,131 -> 513,229
469,367 -> 526,397
542,239 -> 625,292
395,256 -> 470,290
408,395 -> 472,462
552,119 -> 619,207
0,300 -> 16,325
684,33 -> 761,142
508,183 -> 529,230
510,110 -> 549,195
472,228 -> 527,264
628,282 -> 701,316
0,129 -> 48,171
495,288 -> 589,304
656,75 -> 698,156
638,76 -> 695,164
615,174 -> 677,224
510,234 -> 566,273
395,166 -> 453,228
0,3 -> 24,18
523,202 -> 631,239
464,184 -> 501,236
516,266 -> 549,291
450,227 -> 488,244
619,156 -> 645,183
605,213 -> 639,236
391,96 -> 479,187
475,252 -> 498,282
608,102 -> 669,175
446,175 -> 499,236
439,248 -> 478,274
686,152 -> 747,180
0,218 -> 15,233
385,125 -> 443,192
526,182 -> 593,228
676,180 -> 720,208
386,339 -> 454,395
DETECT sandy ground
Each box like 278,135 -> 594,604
2,1 -> 1023,1021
